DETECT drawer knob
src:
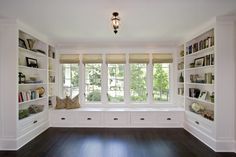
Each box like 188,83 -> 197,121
33,120 -> 38,124
61,118 -> 66,120
114,118 -> 118,120
167,118 -> 171,121
195,121 -> 199,125
140,118 -> 145,120
87,118 -> 92,120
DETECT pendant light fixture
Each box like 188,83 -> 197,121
111,12 -> 120,34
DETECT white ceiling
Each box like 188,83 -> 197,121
0,0 -> 236,47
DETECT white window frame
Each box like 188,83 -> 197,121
59,53 -> 174,107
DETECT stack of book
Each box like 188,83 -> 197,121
18,90 -> 40,103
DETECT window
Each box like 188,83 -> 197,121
153,63 -> 170,102
130,64 -> 147,102
60,53 -> 173,106
62,64 -> 79,98
108,64 -> 125,102
85,64 -> 102,102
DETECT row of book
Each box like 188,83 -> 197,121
18,90 -> 40,103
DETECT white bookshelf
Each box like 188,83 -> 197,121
18,30 -> 49,122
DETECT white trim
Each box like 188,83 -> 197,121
184,121 -> 216,151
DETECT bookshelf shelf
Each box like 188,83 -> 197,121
185,65 -> 214,71
19,83 -> 47,86
186,83 -> 214,86
186,96 -> 214,105
19,47 -> 47,57
18,65 -> 47,71
186,46 -> 214,57
19,97 -> 47,105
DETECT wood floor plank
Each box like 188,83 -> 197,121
0,128 -> 235,157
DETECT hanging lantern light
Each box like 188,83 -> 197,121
111,12 -> 120,34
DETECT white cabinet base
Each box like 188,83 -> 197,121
0,121 -> 49,150
49,108 -> 184,128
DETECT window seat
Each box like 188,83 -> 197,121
49,107 -> 184,128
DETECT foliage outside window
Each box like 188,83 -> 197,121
130,64 -> 147,102
85,64 -> 102,102
153,63 -> 170,102
108,64 -> 125,102
62,64 -> 79,98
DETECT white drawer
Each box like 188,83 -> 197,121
104,112 -> 130,127
77,112 -> 101,126
185,113 -> 213,136
157,111 -> 183,122
18,111 -> 47,136
156,111 -> 184,127
50,111 -> 76,127
131,112 -> 156,126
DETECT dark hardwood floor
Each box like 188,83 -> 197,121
0,128 -> 235,157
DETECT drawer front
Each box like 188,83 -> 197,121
185,114 -> 213,135
19,112 -> 48,136
50,111 -> 76,127
157,112 -> 184,123
104,112 -> 129,126
131,112 -> 156,126
77,112 -> 101,126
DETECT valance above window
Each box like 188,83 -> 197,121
82,54 -> 103,63
129,53 -> 149,63
60,54 -> 80,64
152,53 -> 173,63
106,54 -> 126,64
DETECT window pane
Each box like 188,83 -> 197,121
108,64 -> 124,102
153,63 -> 170,102
85,64 -> 101,102
62,64 -> 79,98
130,64 -> 147,102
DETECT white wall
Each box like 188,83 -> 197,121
215,17 -> 235,150
0,19 -> 18,139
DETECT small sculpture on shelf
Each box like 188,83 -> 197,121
190,102 -> 205,114
35,87 -> 45,98
18,72 -> 26,84
179,72 -> 184,83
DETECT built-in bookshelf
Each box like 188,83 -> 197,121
48,45 -> 57,108
18,30 -> 48,120
184,29 -> 215,122
176,45 -> 185,106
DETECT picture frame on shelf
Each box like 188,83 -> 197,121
198,91 -> 207,100
194,57 -> 205,67
26,57 -> 38,68
210,54 -> 214,65
19,38 -> 27,49
27,39 -> 35,50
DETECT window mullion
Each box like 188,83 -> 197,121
80,61 -> 85,105
102,60 -> 108,105
124,54 -> 130,106
147,63 -> 153,105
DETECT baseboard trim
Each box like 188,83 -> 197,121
0,138 -> 17,150
184,122 -> 235,152
215,140 -> 235,152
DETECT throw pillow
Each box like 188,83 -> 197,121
55,96 -> 67,109
66,94 -> 80,109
